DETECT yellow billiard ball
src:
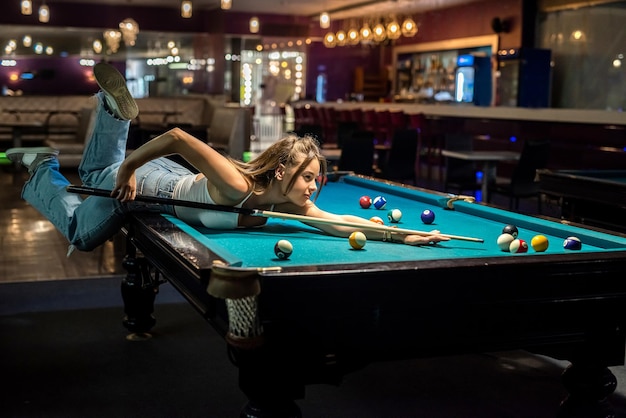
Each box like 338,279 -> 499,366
531,235 -> 549,252
349,231 -> 367,250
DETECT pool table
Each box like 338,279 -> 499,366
538,169 -> 626,233
120,174 -> 626,418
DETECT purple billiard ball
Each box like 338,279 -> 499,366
421,209 -> 435,224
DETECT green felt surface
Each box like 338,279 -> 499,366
163,176 -> 626,268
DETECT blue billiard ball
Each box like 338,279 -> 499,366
563,236 -> 582,250
373,196 -> 387,210
421,209 -> 435,224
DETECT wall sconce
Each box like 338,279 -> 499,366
320,12 -> 330,29
21,0 -> 32,15
221,0 -> 232,10
249,17 -> 259,33
119,18 -> 139,46
181,1 -> 192,18
38,2 -> 50,23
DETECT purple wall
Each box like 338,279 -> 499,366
306,42 -> 382,102
0,57 -> 107,95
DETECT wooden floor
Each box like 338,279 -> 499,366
0,166 -> 126,284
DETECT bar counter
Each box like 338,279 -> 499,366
295,101 -> 626,172
303,101 -> 626,126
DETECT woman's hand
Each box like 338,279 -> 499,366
402,230 -> 450,246
112,162 -> 137,202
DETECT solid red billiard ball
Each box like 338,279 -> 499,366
509,238 -> 528,253
421,209 -> 435,224
359,195 -> 372,209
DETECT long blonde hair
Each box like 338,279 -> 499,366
230,133 -> 328,200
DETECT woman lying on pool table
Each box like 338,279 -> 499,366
6,62 -> 447,254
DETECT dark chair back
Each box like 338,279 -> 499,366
443,133 -> 479,193
510,139 -> 551,190
489,139 -> 551,210
380,128 -> 419,184
338,130 -> 375,176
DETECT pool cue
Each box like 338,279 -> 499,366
67,185 -> 484,243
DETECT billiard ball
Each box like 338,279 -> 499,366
531,235 -> 549,252
502,224 -> 519,238
496,233 -> 515,251
421,209 -> 435,224
373,196 -> 387,210
369,216 -> 384,225
349,231 -> 367,250
387,208 -> 402,223
359,195 -> 372,209
509,238 -> 528,253
274,239 -> 293,259
563,236 -> 582,250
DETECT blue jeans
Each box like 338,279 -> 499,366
21,92 -> 193,251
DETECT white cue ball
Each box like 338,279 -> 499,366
497,233 -> 515,252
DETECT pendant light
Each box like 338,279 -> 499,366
21,0 -> 33,15
38,1 -> 50,23
181,1 -> 192,18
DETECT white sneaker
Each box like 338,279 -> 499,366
5,147 -> 59,174
93,62 -> 138,121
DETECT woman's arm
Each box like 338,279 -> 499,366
114,128 -> 250,203
277,201 -> 449,246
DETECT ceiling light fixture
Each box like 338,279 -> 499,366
221,0 -> 232,10
320,12 -> 330,29
119,18 -> 139,46
401,17 -> 418,37
21,0 -> 33,15
103,30 -> 122,53
249,17 -> 259,33
181,1 -> 192,18
386,18 -> 401,39
38,1 -> 50,23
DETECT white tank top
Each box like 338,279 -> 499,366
173,174 -> 251,229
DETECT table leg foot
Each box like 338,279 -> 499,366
557,363 -> 617,418
239,400 -> 301,418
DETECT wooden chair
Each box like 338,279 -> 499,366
488,139 -> 551,211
